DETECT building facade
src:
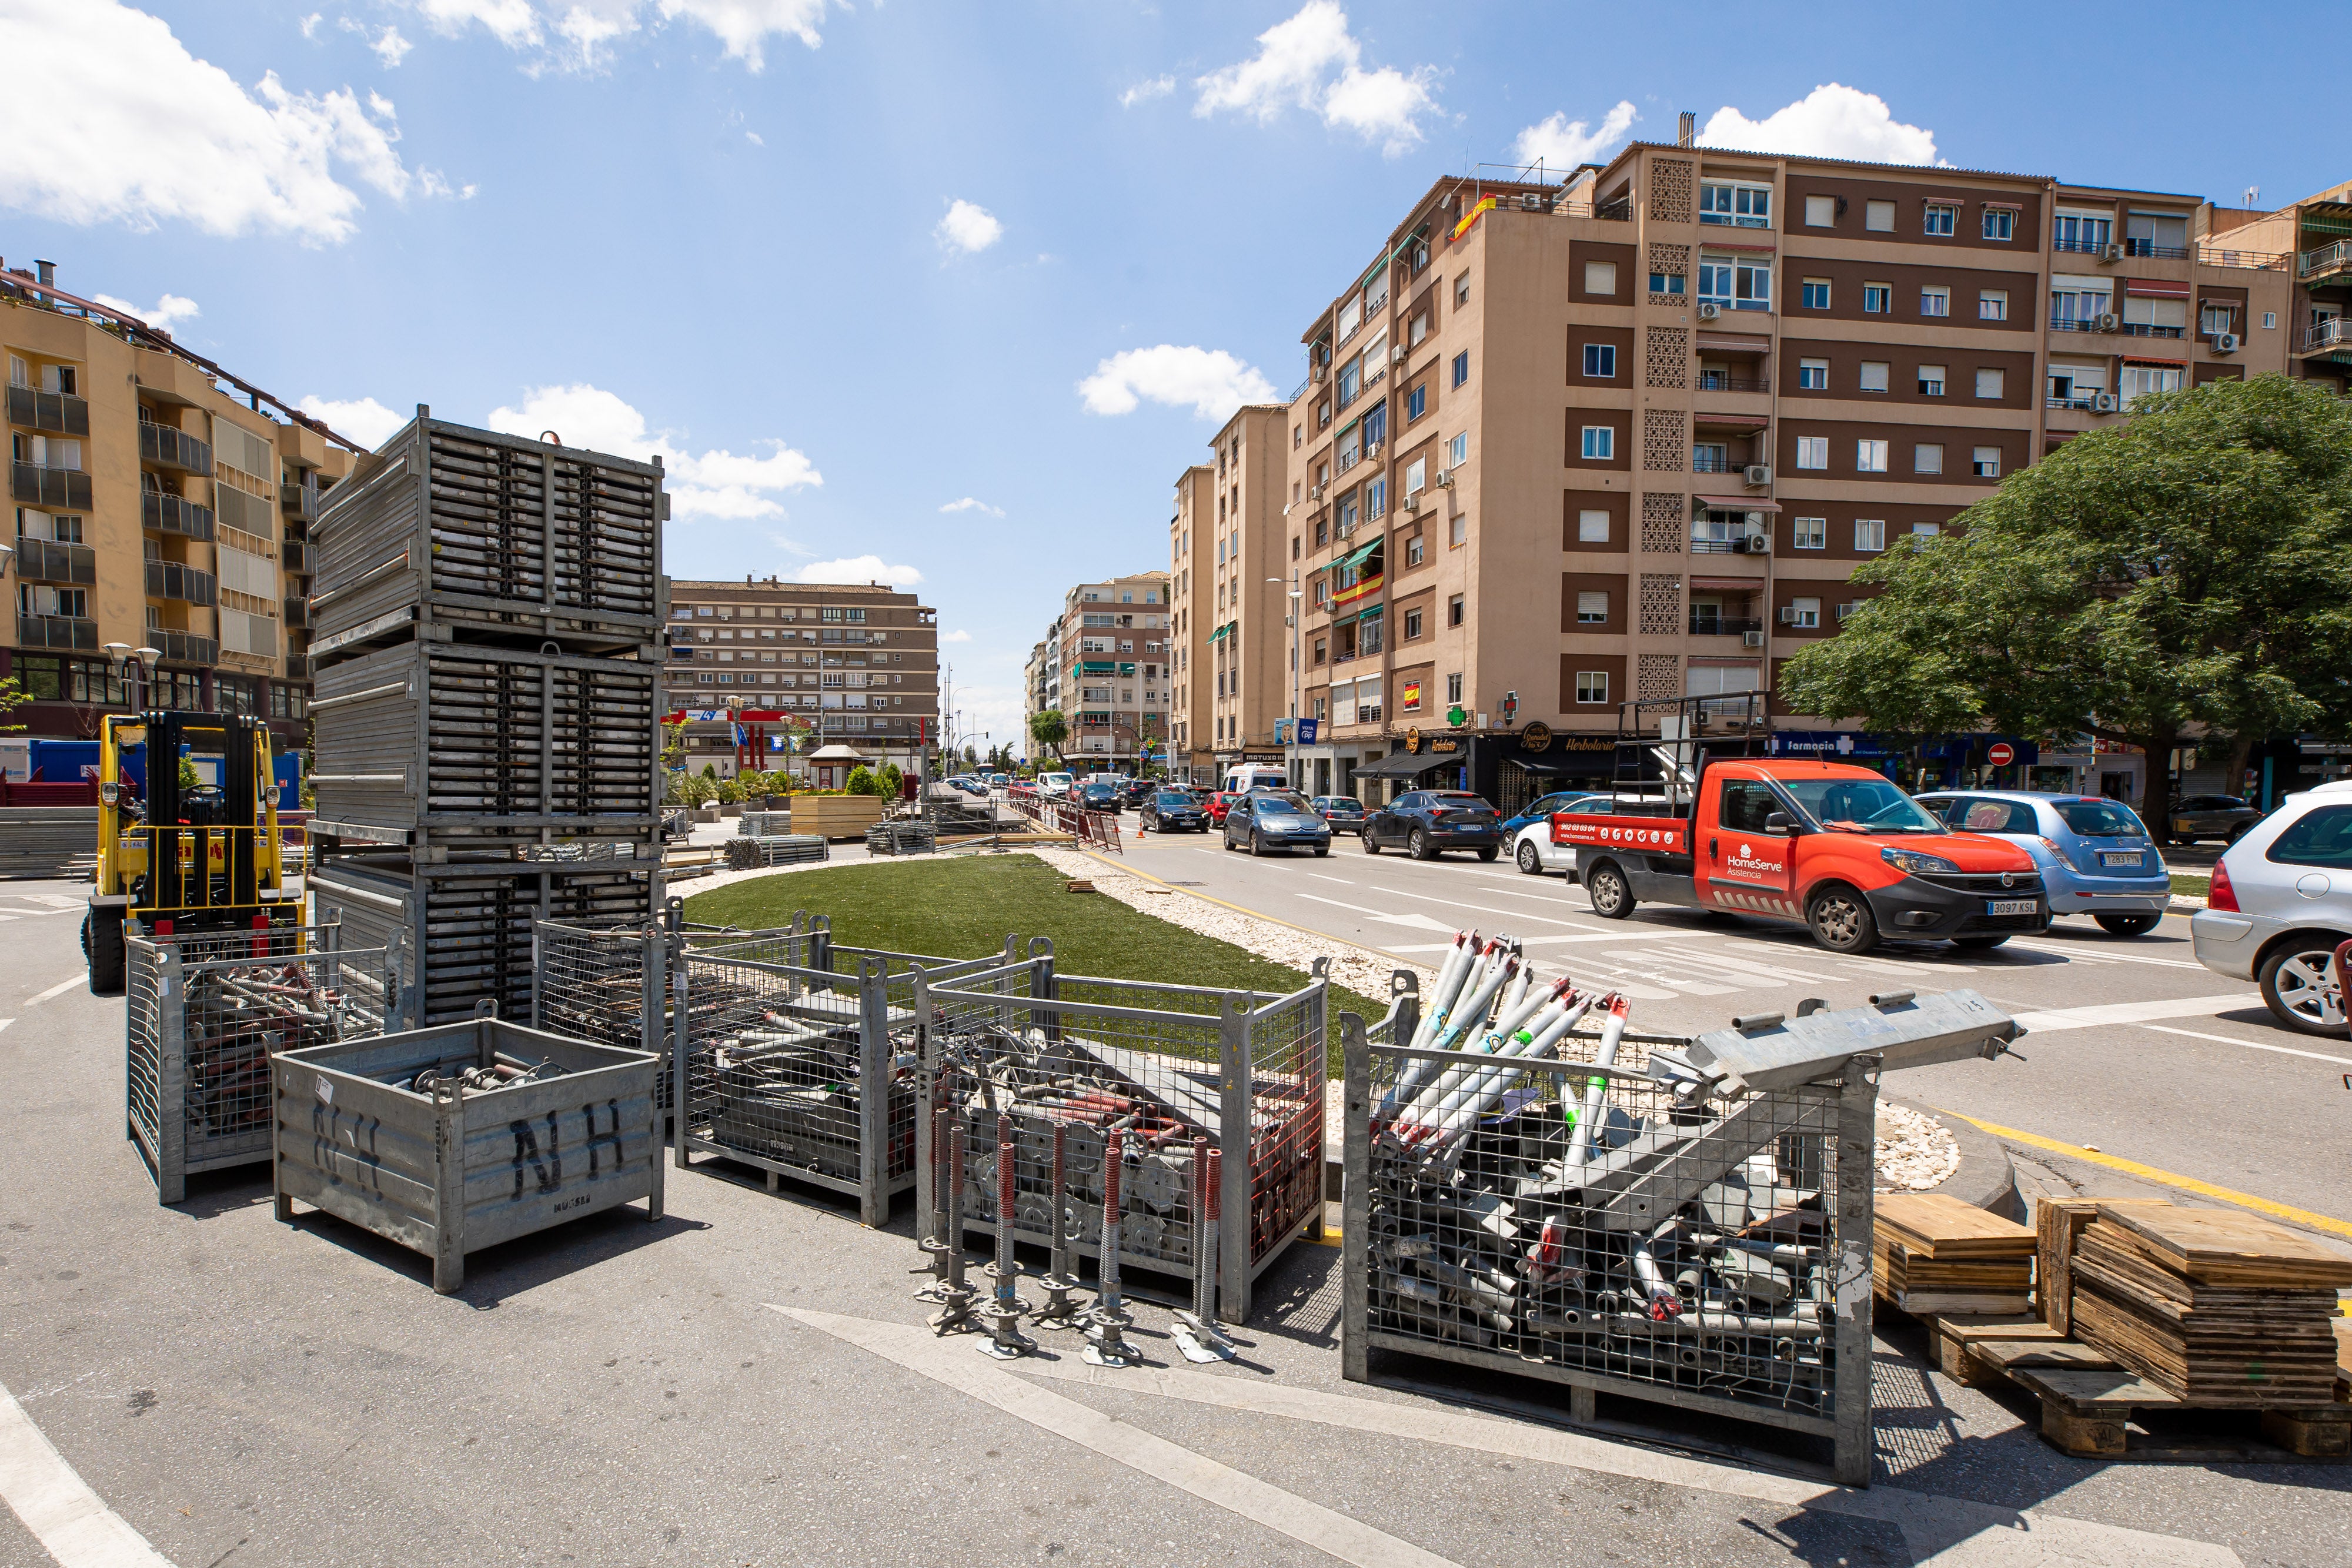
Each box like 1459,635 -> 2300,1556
1021,635 -> 1052,763
1272,148 -> 2316,811
663,576 -> 938,782
4,263 -> 353,761
1044,572 -> 1171,772
1168,464 -> 1215,780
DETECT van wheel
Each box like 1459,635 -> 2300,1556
1515,841 -> 1544,875
1585,861 -> 1635,920
2259,941 -> 2345,1036
2093,912 -> 2162,936
1806,885 -> 1879,954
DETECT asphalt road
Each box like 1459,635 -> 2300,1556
1,872 -> 2347,1568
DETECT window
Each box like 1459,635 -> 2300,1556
1649,270 -> 1685,297
1409,310 -> 1429,345
2266,805 -> 2352,869
2200,302 -> 2236,336
1920,285 -> 1950,317
1368,476 -> 1387,520
1856,439 -> 1889,473
1917,363 -> 1946,396
1797,357 -> 1828,390
1406,383 -> 1426,420
1788,596 -> 1821,628
1451,351 -> 1469,388
1865,199 -> 1895,232
1576,590 -> 1609,624
1804,193 -> 1836,227
1583,260 -> 1617,295
1979,289 -> 2009,321
1401,680 -> 1422,712
1447,594 -> 1464,628
1792,516 -> 1826,550
1795,436 -> 1828,470
1857,360 -> 1889,393
1914,442 -> 1944,474
1404,607 -> 1423,639
1406,534 -> 1425,566
1448,432 -> 1467,467
1700,181 -> 1771,228
1575,671 -> 1609,704
1923,203 -> 1957,236
2120,363 -> 2185,406
2124,210 -> 2189,257
1800,278 -> 1830,309
1582,343 -> 1616,378
2264,311 -> 2278,330
2054,210 -> 2112,252
2123,295 -> 2188,335
1313,637 -> 1327,664
1862,282 -> 1890,314
1581,425 -> 1615,460
1405,457 -> 1425,493
1972,445 -> 2002,477
1577,509 -> 1609,543
1698,254 -> 1772,311
1912,521 -> 1941,537
1454,273 -> 1469,306
1855,517 -> 1886,551
1449,514 -> 1468,547
2050,278 -> 2114,326
1975,367 -> 2005,400
1338,357 -> 1361,402
1983,207 -> 2015,241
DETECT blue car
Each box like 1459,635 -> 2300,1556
1915,791 -> 2171,935
1222,790 -> 1332,856
1499,790 -> 1607,836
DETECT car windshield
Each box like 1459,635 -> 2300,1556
1255,792 -> 1314,815
1153,792 -> 1191,806
1431,793 -> 1491,811
1779,776 -> 1944,833
2056,800 -> 2147,838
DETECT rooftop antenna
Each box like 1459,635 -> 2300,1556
2241,185 -> 2260,209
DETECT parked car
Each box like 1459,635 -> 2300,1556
2192,780 -> 2352,1034
1509,794 -> 1664,877
1915,791 -> 2170,935
1499,791 -> 1602,836
1363,790 -> 1505,861
1310,795 -> 1368,830
1139,790 -> 1208,833
1222,791 -> 1332,856
2166,793 -> 2265,845
1205,791 -> 1243,827
1077,780 -> 1123,813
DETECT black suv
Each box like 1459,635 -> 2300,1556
1362,790 -> 1504,860
1077,780 -> 1122,812
1139,790 -> 1207,833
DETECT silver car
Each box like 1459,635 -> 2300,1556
2191,780 -> 2352,1034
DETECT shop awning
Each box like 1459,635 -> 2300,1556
1080,660 -> 1116,673
1349,750 -> 1462,780
1694,495 -> 1783,512
1355,603 -> 1384,621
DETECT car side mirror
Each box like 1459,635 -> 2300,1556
1764,812 -> 1793,833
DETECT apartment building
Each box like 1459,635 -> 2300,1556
3,262 -> 353,760
1168,464 -> 1215,780
1167,408 -> 1294,784
1021,636 -> 1052,761
1044,571 -> 1171,771
663,576 -> 938,782
1275,141 -> 2314,811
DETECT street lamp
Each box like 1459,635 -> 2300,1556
1269,575 -> 1302,789
104,642 -> 162,711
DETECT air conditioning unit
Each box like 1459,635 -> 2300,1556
2214,331 -> 2240,354
2092,392 -> 2120,413
1519,193 -> 1543,212
2102,242 -> 2124,263
1743,534 -> 1770,554
1402,492 -> 1421,511
1742,630 -> 1766,649
1391,346 -> 1407,365
1312,364 -> 1326,382
2094,312 -> 2121,333
1836,602 -> 1859,621
1696,302 -> 1722,321
1778,606 -> 1798,624
1311,483 -> 1327,499
1435,468 -> 1455,487
1366,442 -> 1382,460
1743,463 -> 1772,487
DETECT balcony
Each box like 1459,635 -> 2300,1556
2299,239 -> 2352,285
285,655 -> 309,679
142,492 -> 216,541
2123,239 -> 2190,260
2301,318 -> 2350,355
13,538 -> 96,586
2193,243 -> 2288,272
1692,452 -> 1745,474
17,614 -> 97,651
138,420 -> 212,474
1689,536 -> 1763,555
1696,373 -> 1769,393
279,482 -> 318,522
152,629 -> 216,665
1690,616 -> 1765,637
2052,237 -> 2110,255
145,560 -> 217,606
283,539 -> 307,573
2048,316 -> 2183,338
5,385 -> 90,437
11,462 -> 91,510
284,596 -> 310,628
2046,394 -> 2102,411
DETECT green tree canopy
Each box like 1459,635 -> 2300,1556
1028,708 -> 1067,762
1778,376 -> 2352,825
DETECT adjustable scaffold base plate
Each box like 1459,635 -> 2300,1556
1171,1311 -> 1237,1363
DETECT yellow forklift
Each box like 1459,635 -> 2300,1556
82,712 -> 296,994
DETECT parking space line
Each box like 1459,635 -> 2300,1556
2010,992 -> 2259,1031
2006,939 -> 2203,969
1362,886 -> 1602,930
25,978 -> 82,1006
2139,1023 -> 2352,1067
0,1382 -> 174,1567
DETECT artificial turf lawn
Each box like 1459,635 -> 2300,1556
682,853 -> 1388,1028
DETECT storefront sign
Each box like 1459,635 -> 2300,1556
1426,737 -> 1461,755
1520,721 -> 1553,753
1405,728 -> 1424,754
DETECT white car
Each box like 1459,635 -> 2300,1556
1038,771 -> 1074,799
2191,780 -> 2352,1034
1511,793 -> 1666,878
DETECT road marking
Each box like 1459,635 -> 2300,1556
1295,894 -> 1452,932
19,895 -> 85,910
25,978 -> 82,1006
2139,1024 -> 2352,1067
2010,992 -> 2259,1032
1073,851 -> 1433,969
2007,938 -> 2204,969
0,1380 -> 175,1567
0,1020 -> 11,1035
1935,1109 -> 2352,1241
1362,885 -> 1600,930
772,1307 -> 1461,1568
1305,873 -> 1355,885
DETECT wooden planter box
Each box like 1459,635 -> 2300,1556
787,795 -> 886,840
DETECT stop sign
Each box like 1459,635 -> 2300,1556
1986,741 -> 2016,767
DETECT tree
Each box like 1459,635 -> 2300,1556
0,676 -> 26,734
1028,708 -> 1067,764
878,761 -> 904,798
660,718 -> 687,773
846,764 -> 878,797
1778,376 -> 2352,830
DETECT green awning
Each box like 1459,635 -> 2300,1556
1355,603 -> 1384,621
1338,538 -> 1382,570
1207,624 -> 1229,643
1080,660 -> 1115,674
1117,663 -> 1135,676
1335,415 -> 1360,440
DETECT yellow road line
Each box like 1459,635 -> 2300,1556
1932,1107 -> 2352,1240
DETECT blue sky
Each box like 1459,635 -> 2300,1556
2,0 -> 2340,747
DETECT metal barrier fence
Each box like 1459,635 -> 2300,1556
1338,1012 -> 1876,1485
1003,793 -> 1121,854
127,921 -> 397,1203
532,919 -> 669,1106
916,962 -> 1327,1323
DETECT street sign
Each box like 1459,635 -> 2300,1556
1446,704 -> 1466,728
1986,741 -> 2016,767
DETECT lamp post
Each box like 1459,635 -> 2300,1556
103,642 -> 163,711
1268,574 -> 1302,790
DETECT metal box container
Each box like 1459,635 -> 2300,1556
273,1018 -> 663,1292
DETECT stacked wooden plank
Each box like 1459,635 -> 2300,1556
2067,1203 -> 2352,1405
1873,1192 -> 2035,1315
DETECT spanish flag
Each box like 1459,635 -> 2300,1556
1450,193 -> 1496,242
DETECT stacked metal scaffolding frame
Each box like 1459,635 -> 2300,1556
914,961 -> 1328,1325
126,921 -> 397,1203
726,834 -> 829,868
306,409 -> 667,1027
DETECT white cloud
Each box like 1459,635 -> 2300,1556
1513,101 -> 1638,175
939,497 -> 1003,517
936,198 -> 1002,255
941,629 -> 973,643
1192,1 -> 1436,156
0,1 -> 458,245
1119,74 -> 1174,108
1696,83 -> 1943,166
1078,346 -> 1276,422
484,383 -> 820,521
796,555 -> 921,588
744,130 -> 763,146
409,0 -> 828,72
91,291 -> 201,330
298,394 -> 408,448
343,18 -> 413,66
299,12 -> 325,39
415,0 -> 543,49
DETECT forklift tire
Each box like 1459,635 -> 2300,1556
83,907 -> 126,995
1584,861 -> 1635,920
1806,885 -> 1880,954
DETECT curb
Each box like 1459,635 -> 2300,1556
1892,1095 -> 2020,1219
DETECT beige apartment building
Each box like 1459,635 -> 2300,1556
3,261 -> 353,760
1167,406 -> 1294,784
1274,141 -> 2321,811
1039,572 -> 1171,772
1021,634 -> 1054,763
663,576 -> 938,784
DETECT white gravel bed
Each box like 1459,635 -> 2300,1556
1875,1102 -> 1963,1192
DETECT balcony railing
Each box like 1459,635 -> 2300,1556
1337,447 -> 1361,473
2193,244 -> 2288,272
285,596 -> 310,628
2303,318 -> 2350,353
2052,237 -> 2112,254
138,420 -> 213,474
152,629 -> 217,665
2047,317 -> 2183,337
2123,239 -> 2190,260
1692,452 -> 1739,473
279,482 -> 318,521
142,491 -> 216,541
1593,198 -> 1632,222
12,537 -> 96,586
11,462 -> 91,510
283,539 -> 308,573
2298,239 -> 2352,282
1689,537 -> 1759,554
16,614 -> 97,651
1690,616 -> 1764,636
5,384 -> 90,437
145,560 -> 217,606
2046,394 -> 2102,410
1696,373 -> 1769,393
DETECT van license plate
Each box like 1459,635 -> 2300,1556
2099,851 -> 2142,867
1986,899 -> 2039,916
